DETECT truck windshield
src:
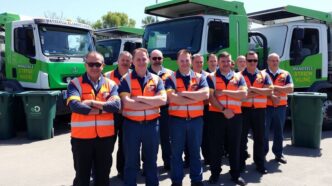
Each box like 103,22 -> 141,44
143,17 -> 203,58
38,25 -> 94,57
96,39 -> 121,65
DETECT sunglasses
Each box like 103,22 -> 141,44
86,62 -> 102,68
152,57 -> 163,61
247,59 -> 258,63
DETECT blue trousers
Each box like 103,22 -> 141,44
264,106 -> 287,158
169,116 -> 203,184
123,119 -> 159,186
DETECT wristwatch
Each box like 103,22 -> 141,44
90,101 -> 94,107
99,109 -> 102,114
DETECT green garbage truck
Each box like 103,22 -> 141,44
143,0 -> 332,128
0,12 -> 96,115
95,26 -> 143,70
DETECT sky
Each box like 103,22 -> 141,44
0,0 -> 331,28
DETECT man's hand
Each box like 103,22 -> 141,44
271,95 -> 281,106
215,90 -> 223,96
223,108 -> 235,119
82,100 -> 93,107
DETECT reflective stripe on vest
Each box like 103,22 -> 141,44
241,71 -> 268,108
105,70 -> 120,85
122,72 -> 160,121
209,72 -> 242,114
168,71 -> 204,118
265,69 -> 289,107
70,76 -> 115,139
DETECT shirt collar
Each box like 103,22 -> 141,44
148,66 -> 167,76
132,69 -> 152,80
216,68 -> 234,79
267,68 -> 281,76
176,69 -> 195,78
243,68 -> 260,76
83,73 -> 104,84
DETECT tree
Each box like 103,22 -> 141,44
76,17 -> 93,26
94,12 -> 136,29
44,11 -> 64,20
141,16 -> 156,27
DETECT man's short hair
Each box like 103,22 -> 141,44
245,51 -> 258,58
118,51 -> 133,60
218,51 -> 231,60
133,48 -> 149,58
84,51 -> 104,63
207,53 -> 217,61
268,53 -> 280,61
177,49 -> 192,59
192,53 -> 203,60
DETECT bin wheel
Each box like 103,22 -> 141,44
51,128 -> 54,138
322,99 -> 332,130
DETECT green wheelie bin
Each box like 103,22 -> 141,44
0,91 -> 15,139
289,92 -> 327,149
16,91 -> 60,140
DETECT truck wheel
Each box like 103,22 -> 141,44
322,99 -> 332,130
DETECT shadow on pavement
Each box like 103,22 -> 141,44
283,144 -> 322,157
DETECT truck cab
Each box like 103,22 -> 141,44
248,6 -> 332,126
0,12 -> 95,90
143,0 -> 249,70
95,26 -> 143,70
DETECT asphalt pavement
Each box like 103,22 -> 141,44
1,123 -> 332,186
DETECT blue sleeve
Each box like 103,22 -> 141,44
285,73 -> 293,85
67,82 -> 80,100
165,77 -> 175,90
198,76 -> 208,89
238,76 -> 247,87
156,78 -> 165,93
67,82 -> 91,115
103,84 -> 121,113
264,74 -> 272,85
206,76 -> 215,89
69,100 -> 92,115
118,78 -> 130,95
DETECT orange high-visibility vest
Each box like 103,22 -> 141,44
209,72 -> 243,114
168,71 -> 204,118
160,68 -> 173,84
265,69 -> 289,106
70,76 -> 115,139
105,70 -> 120,85
122,72 -> 160,121
241,70 -> 268,108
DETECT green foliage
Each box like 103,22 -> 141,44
141,16 -> 156,28
94,11 -> 136,29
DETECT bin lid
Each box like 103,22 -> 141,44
15,91 -> 61,96
288,92 -> 327,98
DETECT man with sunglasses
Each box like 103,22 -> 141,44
104,51 -> 133,180
67,51 -> 121,186
239,51 -> 273,175
264,53 -> 293,164
119,48 -> 167,186
148,49 -> 173,172
207,52 -> 247,185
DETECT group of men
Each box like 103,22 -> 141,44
66,48 -> 293,186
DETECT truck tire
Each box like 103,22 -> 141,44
322,93 -> 332,130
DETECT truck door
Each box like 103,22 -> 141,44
10,24 -> 37,82
282,25 -> 327,88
